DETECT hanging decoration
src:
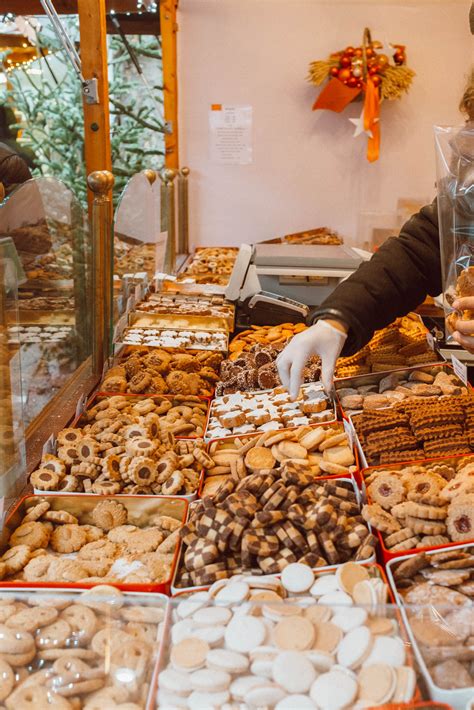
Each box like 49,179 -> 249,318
308,28 -> 415,162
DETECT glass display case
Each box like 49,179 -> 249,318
0,177 -> 94,476
0,177 -> 92,427
0,236 -> 26,510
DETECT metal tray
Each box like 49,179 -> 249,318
386,545 -> 474,710
117,325 -> 229,353
128,311 -> 229,333
336,363 -> 463,418
0,494 -> 187,594
172,473 -> 371,592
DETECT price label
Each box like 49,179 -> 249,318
343,418 -> 354,450
451,354 -> 468,386
42,434 -> 56,456
75,394 -> 88,419
426,331 -> 435,351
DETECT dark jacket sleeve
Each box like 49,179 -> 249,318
311,199 -> 441,356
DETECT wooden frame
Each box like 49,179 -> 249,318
160,0 -> 179,168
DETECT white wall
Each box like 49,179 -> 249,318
178,0 -> 473,247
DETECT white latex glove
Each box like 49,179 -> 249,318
277,319 -> 348,399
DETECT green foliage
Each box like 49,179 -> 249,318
1,17 -> 165,206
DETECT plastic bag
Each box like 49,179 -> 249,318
435,123 -> 474,341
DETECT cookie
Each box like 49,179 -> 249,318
9,522 -> 49,550
91,500 -> 128,531
50,524 -> 87,553
361,504 -> 401,534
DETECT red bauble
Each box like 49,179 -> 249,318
394,52 -> 405,65
330,66 -> 339,77
371,75 -> 382,87
354,48 -> 363,57
338,68 -> 352,82
345,46 -> 355,56
340,55 -> 351,67
347,76 -> 358,88
368,66 -> 379,75
366,47 -> 374,58
356,81 -> 363,89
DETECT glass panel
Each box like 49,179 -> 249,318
0,176 -> 91,426
113,171 -> 161,326
0,236 -> 26,502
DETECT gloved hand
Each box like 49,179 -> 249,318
451,297 -> 474,352
277,319 -> 348,399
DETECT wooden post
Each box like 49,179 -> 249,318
77,0 -> 112,210
160,0 -> 179,168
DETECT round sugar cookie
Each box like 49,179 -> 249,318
392,665 -> 416,702
244,683 -> 286,708
156,689 -> 188,709
274,616 -> 315,651
318,590 -> 353,609
224,615 -> 266,653
158,668 -> 192,697
170,638 -> 209,671
190,668 -> 231,693
305,605 -> 332,625
363,635 -> 406,668
171,638 -> 209,672
276,696 -> 316,709
336,626 -> 372,669
357,663 -> 397,705
190,625 -> 226,647
281,563 -> 315,594
214,581 -> 249,605
310,574 -> 339,597
310,669 -> 358,710
306,649 -> 335,672
336,562 -> 370,595
332,607 -> 368,633
187,690 -> 230,709
177,591 -> 210,619
230,674 -> 269,701
192,606 -> 232,627
312,621 -> 343,654
206,648 -> 249,674
272,651 -> 317,693
250,658 -> 273,679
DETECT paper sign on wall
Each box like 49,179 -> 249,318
209,105 -> 253,165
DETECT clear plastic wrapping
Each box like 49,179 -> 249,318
435,123 -> 474,342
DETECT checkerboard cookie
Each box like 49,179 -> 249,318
177,463 -> 372,585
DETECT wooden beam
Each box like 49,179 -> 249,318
160,0 -> 178,168
77,0 -> 112,209
0,0 -> 138,12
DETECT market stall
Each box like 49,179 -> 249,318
0,0 -> 473,708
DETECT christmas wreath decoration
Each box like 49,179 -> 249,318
308,28 -> 415,162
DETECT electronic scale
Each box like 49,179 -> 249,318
225,243 -> 368,326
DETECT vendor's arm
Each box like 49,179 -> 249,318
312,199 -> 441,356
